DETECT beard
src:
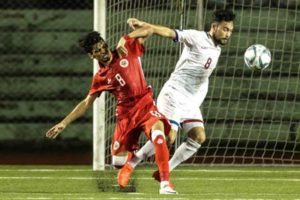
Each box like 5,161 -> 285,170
213,35 -> 228,45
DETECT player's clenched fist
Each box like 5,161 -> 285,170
46,122 -> 66,139
127,18 -> 145,30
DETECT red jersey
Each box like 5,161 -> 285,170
88,35 -> 171,155
89,36 -> 149,117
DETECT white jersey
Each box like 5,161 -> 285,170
169,29 -> 221,96
157,29 -> 221,129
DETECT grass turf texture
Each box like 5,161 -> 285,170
0,165 -> 299,199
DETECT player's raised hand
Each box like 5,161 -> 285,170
46,122 -> 66,139
127,18 -> 145,30
116,37 -> 128,56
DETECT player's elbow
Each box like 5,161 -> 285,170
154,27 -> 176,39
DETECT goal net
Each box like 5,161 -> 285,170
97,0 -> 300,168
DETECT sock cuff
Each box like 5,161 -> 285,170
186,137 -> 201,149
151,130 -> 165,141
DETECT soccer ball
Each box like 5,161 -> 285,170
244,44 -> 271,70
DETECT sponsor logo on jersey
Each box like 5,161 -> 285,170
119,59 -> 129,68
113,141 -> 120,150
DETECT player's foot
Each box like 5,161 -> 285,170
118,163 -> 134,188
153,171 -> 175,189
159,183 -> 178,194
152,170 -> 161,182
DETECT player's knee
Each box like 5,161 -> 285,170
152,120 -> 164,131
188,127 -> 206,144
112,152 -> 131,169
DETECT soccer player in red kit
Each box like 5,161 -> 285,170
45,27 -> 177,194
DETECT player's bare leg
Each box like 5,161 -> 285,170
167,129 -> 177,144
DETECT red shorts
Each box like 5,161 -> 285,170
111,92 -> 171,155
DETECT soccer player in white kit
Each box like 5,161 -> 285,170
117,9 -> 235,186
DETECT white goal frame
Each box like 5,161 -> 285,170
93,0 -> 106,171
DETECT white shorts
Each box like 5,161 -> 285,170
157,81 -> 208,132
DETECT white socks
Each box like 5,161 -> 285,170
169,137 -> 201,171
128,137 -> 201,171
128,140 -> 154,168
160,180 -> 169,188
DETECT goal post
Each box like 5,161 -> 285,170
93,0 -> 106,171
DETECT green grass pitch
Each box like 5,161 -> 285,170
0,165 -> 299,199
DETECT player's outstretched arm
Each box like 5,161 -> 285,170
127,18 -> 176,39
116,25 -> 154,56
46,94 -> 97,139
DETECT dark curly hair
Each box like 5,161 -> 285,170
213,9 -> 236,22
78,31 -> 105,53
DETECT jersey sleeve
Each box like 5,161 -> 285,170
88,73 -> 110,96
174,29 -> 199,46
123,35 -> 145,57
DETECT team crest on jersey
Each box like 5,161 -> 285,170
119,59 -> 129,68
113,141 -> 120,150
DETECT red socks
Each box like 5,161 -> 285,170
153,135 -> 170,181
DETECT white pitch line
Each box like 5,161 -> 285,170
0,168 -> 299,173
109,198 -> 187,200
173,169 -> 300,173
0,169 -> 89,172
0,176 -> 96,180
126,193 -> 145,195
178,192 -> 300,196
14,198 -> 52,200
0,176 -> 299,182
5,193 -> 96,197
13,198 -> 94,200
